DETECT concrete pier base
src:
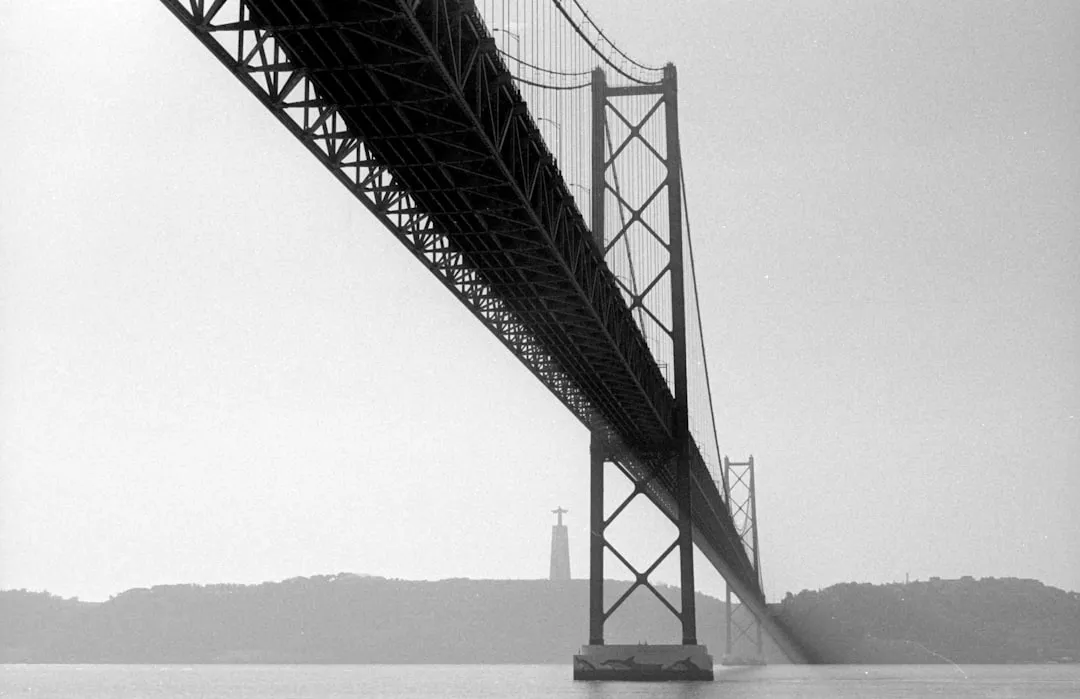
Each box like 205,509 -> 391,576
573,644 -> 714,681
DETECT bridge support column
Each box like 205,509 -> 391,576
664,62 -> 699,649
588,428 -> 605,646
574,427 -> 713,681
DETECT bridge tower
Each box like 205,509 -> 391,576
722,456 -> 765,665
573,64 -> 713,681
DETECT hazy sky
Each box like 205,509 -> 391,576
1,0 -> 1077,607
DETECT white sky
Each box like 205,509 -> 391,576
1,0 -> 1077,605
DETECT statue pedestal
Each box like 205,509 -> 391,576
573,644 -> 714,681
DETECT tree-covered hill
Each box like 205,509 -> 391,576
772,577 -> 1080,664
3,575 -> 1075,664
0,575 -> 766,663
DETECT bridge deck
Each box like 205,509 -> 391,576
248,0 -> 674,449
161,0 -> 815,663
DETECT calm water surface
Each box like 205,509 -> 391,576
2,664 -> 1078,698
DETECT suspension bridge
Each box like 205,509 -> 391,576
158,0 -> 818,677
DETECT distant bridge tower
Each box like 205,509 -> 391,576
722,456 -> 765,665
549,507 -> 571,581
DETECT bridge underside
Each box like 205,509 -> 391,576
160,0 -> 814,664
245,0 -> 674,447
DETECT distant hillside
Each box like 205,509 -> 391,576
773,577 -> 1080,664
4,575 -> 1075,664
0,575 -> 775,663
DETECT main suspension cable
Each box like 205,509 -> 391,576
567,0 -> 663,73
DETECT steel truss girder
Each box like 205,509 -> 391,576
159,0 -> 675,452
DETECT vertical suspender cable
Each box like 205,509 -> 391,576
680,161 -> 724,488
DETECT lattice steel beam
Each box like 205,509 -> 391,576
159,0 -> 676,450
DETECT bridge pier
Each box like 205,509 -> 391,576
573,427 -> 713,680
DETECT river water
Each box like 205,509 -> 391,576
2,663 -> 1078,698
